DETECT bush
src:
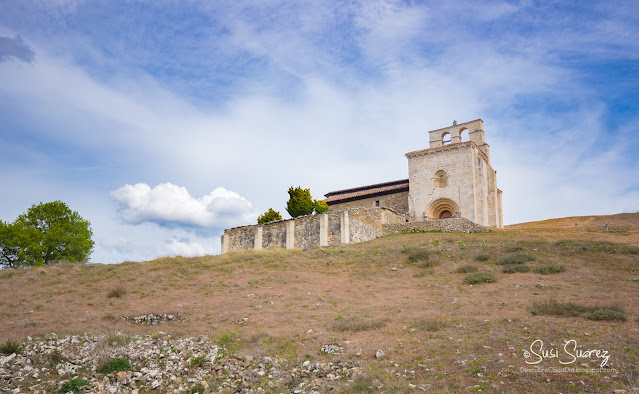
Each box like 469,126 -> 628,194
332,317 -> 385,332
463,273 -> 497,285
257,208 -> 282,224
530,300 -> 626,321
496,253 -> 535,265
502,264 -> 530,273
0,340 -> 22,355
313,200 -> 329,214
188,355 -> 206,367
190,384 -> 206,394
107,285 -> 127,298
410,318 -> 447,332
406,247 -> 430,263
530,300 -> 590,317
286,186 -> 315,218
97,357 -> 131,373
533,264 -> 566,275
475,253 -> 490,262
584,309 -> 627,322
454,265 -> 478,273
60,378 -> 89,393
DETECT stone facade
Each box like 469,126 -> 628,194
406,119 -> 502,228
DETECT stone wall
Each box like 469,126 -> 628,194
226,225 -> 255,252
221,208 -> 405,253
327,191 -> 410,214
262,221 -> 287,250
294,215 -> 321,250
382,217 -> 493,234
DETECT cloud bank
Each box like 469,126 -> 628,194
110,183 -> 257,231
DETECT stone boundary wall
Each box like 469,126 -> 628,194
382,217 -> 493,234
221,208 -> 405,253
221,210 -> 492,253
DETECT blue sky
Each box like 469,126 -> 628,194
1,0 -> 638,263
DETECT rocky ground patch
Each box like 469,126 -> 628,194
0,333 -> 360,393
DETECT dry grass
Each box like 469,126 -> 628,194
0,212 -> 638,391
106,285 -> 127,299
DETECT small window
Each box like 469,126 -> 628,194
375,200 -> 380,207
435,170 -> 448,188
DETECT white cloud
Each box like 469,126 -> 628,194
161,238 -> 212,258
110,183 -> 257,231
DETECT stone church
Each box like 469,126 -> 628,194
323,119 -> 503,228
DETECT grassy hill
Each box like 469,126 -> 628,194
1,212 -> 638,392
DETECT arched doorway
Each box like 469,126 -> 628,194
439,210 -> 453,219
426,198 -> 459,220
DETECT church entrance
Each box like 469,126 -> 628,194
439,210 -> 452,219
426,198 -> 459,221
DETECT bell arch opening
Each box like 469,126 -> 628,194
427,198 -> 459,220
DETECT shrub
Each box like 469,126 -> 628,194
313,200 -> 329,214
463,273 -> 497,285
257,208 -> 282,224
97,357 -> 131,373
454,265 -> 478,273
502,264 -> 530,273
332,317 -> 385,332
496,254 -> 535,265
47,350 -> 66,367
190,384 -> 206,394
410,318 -> 447,332
188,355 -> 206,367
286,186 -> 315,218
621,246 -> 639,255
584,309 -> 627,322
107,285 -> 127,298
216,331 -> 241,353
529,300 -> 590,317
406,247 -> 430,263
533,264 -> 566,275
529,300 -> 627,321
60,378 -> 89,393
475,253 -> 490,262
0,340 -> 22,355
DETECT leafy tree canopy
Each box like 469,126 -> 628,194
314,200 -> 329,214
257,208 -> 283,224
0,201 -> 94,268
286,186 -> 315,218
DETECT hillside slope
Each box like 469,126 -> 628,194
1,213 -> 638,392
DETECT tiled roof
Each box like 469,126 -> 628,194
324,179 -> 409,204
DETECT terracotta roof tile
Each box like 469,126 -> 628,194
324,179 -> 409,204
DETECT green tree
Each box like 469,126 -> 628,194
285,186 -> 315,218
257,208 -> 282,224
313,200 -> 329,214
0,201 -> 94,268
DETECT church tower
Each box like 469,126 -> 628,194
405,119 -> 503,228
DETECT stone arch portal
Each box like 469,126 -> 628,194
427,198 -> 459,220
